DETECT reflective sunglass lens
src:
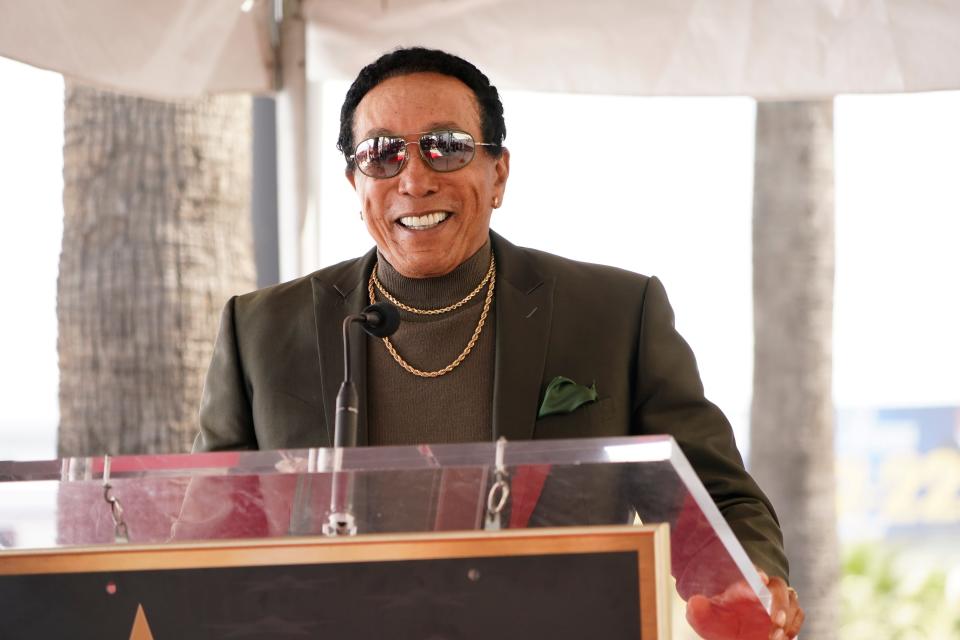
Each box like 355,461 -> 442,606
421,131 -> 476,172
355,136 -> 406,178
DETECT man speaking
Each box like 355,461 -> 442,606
196,47 -> 803,639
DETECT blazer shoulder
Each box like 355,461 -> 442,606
511,243 -> 653,299
232,253 -> 371,317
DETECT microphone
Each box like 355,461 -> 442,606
358,302 -> 401,338
334,302 -> 400,448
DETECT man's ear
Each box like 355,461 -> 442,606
494,147 -> 510,194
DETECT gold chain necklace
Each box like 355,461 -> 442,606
371,254 -> 494,315
367,255 -> 496,378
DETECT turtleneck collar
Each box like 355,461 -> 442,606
375,239 -> 492,311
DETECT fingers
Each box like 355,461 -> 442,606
785,589 -> 805,639
769,579 -> 804,640
686,585 -> 772,640
758,566 -> 790,636
685,593 -> 711,624
765,576 -> 792,640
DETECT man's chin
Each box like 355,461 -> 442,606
386,250 -> 458,279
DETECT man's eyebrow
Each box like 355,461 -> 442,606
360,127 -> 394,139
359,121 -> 464,139
423,121 -> 461,131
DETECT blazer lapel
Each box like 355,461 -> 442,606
491,233 -> 555,441
310,249 -> 377,446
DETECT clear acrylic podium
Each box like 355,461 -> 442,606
0,435 -> 773,639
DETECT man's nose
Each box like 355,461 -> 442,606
398,143 -> 439,197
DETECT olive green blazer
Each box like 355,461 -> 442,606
196,231 -> 787,580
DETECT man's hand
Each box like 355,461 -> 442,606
759,570 -> 804,640
685,569 -> 804,640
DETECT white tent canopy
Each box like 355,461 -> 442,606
0,0 -> 274,99
305,0 -> 960,98
2,0 -> 960,100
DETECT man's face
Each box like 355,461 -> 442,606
348,72 -> 509,278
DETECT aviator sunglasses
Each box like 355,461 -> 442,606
349,130 -> 500,179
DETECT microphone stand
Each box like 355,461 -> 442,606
323,303 -> 399,537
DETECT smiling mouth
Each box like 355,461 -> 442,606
398,211 -> 451,230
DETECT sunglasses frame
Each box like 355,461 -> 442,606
348,129 -> 500,179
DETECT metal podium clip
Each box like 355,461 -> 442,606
102,455 -> 130,543
484,437 -> 511,531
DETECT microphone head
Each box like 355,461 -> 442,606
361,302 -> 401,338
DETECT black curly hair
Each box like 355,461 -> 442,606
337,47 -> 506,172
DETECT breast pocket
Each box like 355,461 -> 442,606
532,397 -> 619,440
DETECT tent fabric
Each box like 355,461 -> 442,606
304,0 -> 960,98
0,0 -> 274,99
1,0 -> 959,99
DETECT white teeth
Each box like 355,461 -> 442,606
399,212 -> 450,229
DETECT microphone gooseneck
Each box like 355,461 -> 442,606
334,302 -> 400,449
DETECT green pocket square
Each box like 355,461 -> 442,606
538,376 -> 599,418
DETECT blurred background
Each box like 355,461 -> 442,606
1,1 -> 959,637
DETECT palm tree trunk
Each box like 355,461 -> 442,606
751,100 -> 839,638
57,84 -> 255,456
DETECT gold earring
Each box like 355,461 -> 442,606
492,196 -> 500,209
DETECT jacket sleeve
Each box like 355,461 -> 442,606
633,276 -> 789,582
194,296 -> 258,452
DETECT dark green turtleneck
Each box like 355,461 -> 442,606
366,241 -> 495,445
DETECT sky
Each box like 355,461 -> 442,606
1,60 -> 959,462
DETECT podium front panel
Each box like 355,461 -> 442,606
1,436 -> 773,637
